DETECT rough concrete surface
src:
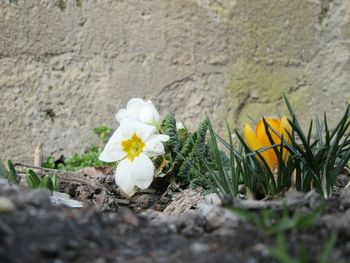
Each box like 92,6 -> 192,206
0,0 -> 349,163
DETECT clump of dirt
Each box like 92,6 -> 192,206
1,176 -> 350,263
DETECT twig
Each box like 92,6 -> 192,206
34,143 -> 43,167
13,162 -> 98,188
236,190 -> 318,211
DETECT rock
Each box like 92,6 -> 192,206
163,188 -> 204,215
131,194 -> 154,210
204,193 -> 222,205
51,191 -> 84,208
0,197 -> 16,213
336,174 -> 349,188
339,187 -> 350,210
321,210 -> 350,237
197,203 -> 240,231
25,189 -> 52,208
190,242 -> 210,254
252,243 -> 269,257
120,208 -> 139,226
144,210 -> 205,237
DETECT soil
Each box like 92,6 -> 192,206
0,172 -> 350,263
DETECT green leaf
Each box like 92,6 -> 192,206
44,145 -> 107,171
161,112 -> 181,152
269,233 -> 304,263
40,175 -> 54,191
26,170 -> 41,189
319,232 -> 337,263
93,125 -> 113,143
176,119 -> 210,181
0,160 -> 9,178
50,174 -> 60,191
7,160 -> 19,184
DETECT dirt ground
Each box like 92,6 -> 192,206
0,173 -> 350,263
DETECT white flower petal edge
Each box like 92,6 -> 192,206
115,153 -> 154,196
115,98 -> 160,125
98,128 -> 125,162
176,121 -> 185,130
120,117 -> 156,141
143,134 -> 170,157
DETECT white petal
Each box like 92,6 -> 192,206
142,100 -> 160,123
144,134 -> 170,157
152,134 -> 170,142
128,99 -> 159,124
127,98 -> 148,111
115,98 -> 160,125
115,98 -> 145,123
115,108 -> 128,123
120,117 -> 156,140
99,128 -> 126,162
115,154 -> 154,195
132,154 -> 155,189
115,160 -> 136,195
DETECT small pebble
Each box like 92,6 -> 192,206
121,208 -> 139,226
27,189 -> 52,208
204,193 -> 222,205
0,197 -> 16,213
190,242 -> 210,254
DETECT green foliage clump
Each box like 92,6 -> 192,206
231,204 -> 324,236
201,95 -> 350,200
161,113 -> 181,153
0,160 -> 59,191
159,113 -> 220,189
27,170 -> 59,191
283,97 -> 350,198
43,126 -> 113,171
93,126 -> 113,143
230,205 -> 338,263
197,120 -> 240,198
176,118 -> 209,179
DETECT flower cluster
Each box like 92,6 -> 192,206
99,99 -> 169,196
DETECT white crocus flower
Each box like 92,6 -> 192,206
116,98 -> 160,127
99,117 -> 169,196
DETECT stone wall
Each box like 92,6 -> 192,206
1,0 -> 349,163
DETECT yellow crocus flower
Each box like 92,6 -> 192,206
243,116 -> 292,169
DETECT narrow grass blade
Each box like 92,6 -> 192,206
8,160 -> 20,184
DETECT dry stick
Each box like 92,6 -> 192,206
34,143 -> 43,168
14,163 -> 100,189
237,190 -> 317,211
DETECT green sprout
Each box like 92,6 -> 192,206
0,160 -> 20,184
26,169 -> 59,192
230,205 -> 338,263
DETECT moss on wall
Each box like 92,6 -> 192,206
56,0 -> 82,11
224,59 -> 310,127
218,0 -> 320,128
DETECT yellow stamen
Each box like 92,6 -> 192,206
121,133 -> 145,161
